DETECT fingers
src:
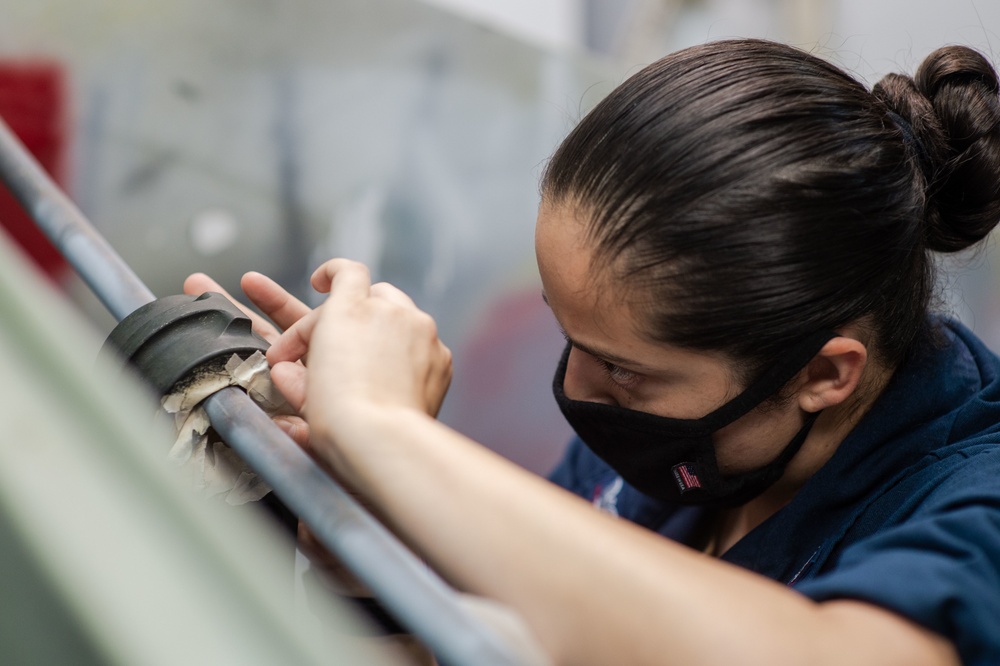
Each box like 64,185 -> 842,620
310,258 -> 372,297
266,309 -> 322,365
183,272 -> 254,319
270,258 -> 452,422
266,259 -> 374,364
309,260 -> 413,309
298,521 -> 324,557
183,272 -> 226,298
370,281 -> 416,308
427,339 -> 454,418
184,272 -> 281,343
241,271 -> 312,332
273,414 -> 310,448
270,361 -> 307,411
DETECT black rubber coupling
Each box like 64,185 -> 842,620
101,292 -> 269,395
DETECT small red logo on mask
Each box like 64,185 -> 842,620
672,463 -> 702,492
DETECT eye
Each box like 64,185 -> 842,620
597,358 -> 641,390
557,328 -> 644,392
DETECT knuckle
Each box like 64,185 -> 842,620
345,259 -> 370,279
415,311 -> 438,334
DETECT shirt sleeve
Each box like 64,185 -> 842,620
794,450 -> 1000,666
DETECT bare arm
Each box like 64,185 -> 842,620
268,259 -> 960,666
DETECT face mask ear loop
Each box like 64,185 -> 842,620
707,407 -> 824,508
698,330 -> 838,430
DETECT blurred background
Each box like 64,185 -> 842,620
1,0 -> 999,476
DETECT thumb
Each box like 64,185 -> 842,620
271,361 -> 307,412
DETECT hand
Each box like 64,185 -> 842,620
183,271 -> 312,346
184,271 -> 314,444
267,259 -> 453,431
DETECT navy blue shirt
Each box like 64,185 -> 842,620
550,319 -> 1000,664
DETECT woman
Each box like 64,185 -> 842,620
187,39 -> 1000,664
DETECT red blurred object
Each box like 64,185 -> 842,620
0,60 -> 69,279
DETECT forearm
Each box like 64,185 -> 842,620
313,407 -> 957,666
271,259 -> 956,665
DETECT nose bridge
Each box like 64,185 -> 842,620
563,346 -> 618,406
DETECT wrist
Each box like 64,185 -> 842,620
308,401 -> 436,485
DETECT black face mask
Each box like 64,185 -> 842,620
552,331 -> 836,507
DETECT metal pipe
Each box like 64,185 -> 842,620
0,117 -> 155,320
205,387 -> 526,665
0,114 -> 527,664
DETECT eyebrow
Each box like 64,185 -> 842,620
542,291 -> 654,372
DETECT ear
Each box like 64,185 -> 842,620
796,336 -> 869,413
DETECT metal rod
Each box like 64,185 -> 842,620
0,117 -> 155,321
0,114 -> 526,664
205,387 -> 526,665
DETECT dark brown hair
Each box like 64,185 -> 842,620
542,39 -> 1000,375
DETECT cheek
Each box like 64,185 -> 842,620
712,405 -> 804,475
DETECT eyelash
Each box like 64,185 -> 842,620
560,330 -> 641,390
597,358 -> 640,390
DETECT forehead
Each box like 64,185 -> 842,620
534,201 -> 656,356
534,201 -> 622,321
534,200 -> 740,390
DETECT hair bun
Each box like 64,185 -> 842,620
911,47 -> 1000,253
